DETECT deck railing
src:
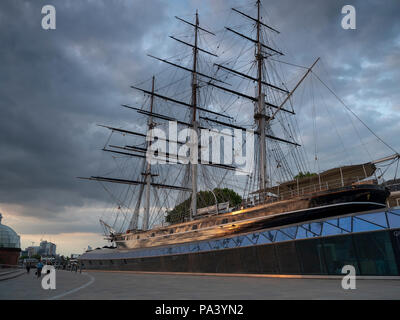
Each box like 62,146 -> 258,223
241,177 -> 378,208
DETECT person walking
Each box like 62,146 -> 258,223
26,262 -> 31,274
36,261 -> 43,278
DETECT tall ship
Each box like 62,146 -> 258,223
79,1 -> 400,276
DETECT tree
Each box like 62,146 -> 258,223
166,188 -> 242,224
294,171 -> 317,179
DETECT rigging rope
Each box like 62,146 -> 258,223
311,71 -> 399,155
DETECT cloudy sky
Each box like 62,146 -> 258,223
0,0 -> 399,256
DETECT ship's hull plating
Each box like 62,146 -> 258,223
114,185 -> 389,250
80,185 -> 399,276
81,227 -> 400,276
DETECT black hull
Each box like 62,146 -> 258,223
244,184 -> 390,233
233,202 -> 387,237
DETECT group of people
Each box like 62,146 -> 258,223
25,261 -> 84,277
25,261 -> 44,278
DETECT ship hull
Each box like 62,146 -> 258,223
79,189 -> 400,277
80,208 -> 400,276
113,184 -> 389,250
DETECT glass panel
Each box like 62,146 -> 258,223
338,216 -> 352,232
353,217 -> 384,233
211,240 -> 220,250
321,222 -> 342,236
325,218 -> 340,227
322,234 -> 359,275
387,211 -> 400,229
391,208 -> 400,215
310,222 -> 323,236
353,231 -> 398,276
250,233 -> 260,244
279,226 -> 297,239
295,227 -> 307,240
300,224 -> 318,238
239,246 -> 259,273
227,238 -> 237,248
275,242 -> 301,274
296,238 -> 327,275
241,236 -> 252,247
256,244 -> 279,274
222,238 -> 231,248
258,232 -> 272,244
262,230 -> 276,242
356,211 -> 387,228
275,230 -> 292,242
198,242 -> 209,251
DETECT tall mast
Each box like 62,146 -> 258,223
128,163 -> 144,230
127,76 -> 155,231
190,10 -> 199,220
143,76 -> 155,230
256,0 -> 267,201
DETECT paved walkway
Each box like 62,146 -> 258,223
1,270 -> 399,299
0,269 -> 92,300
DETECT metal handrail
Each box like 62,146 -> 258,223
242,177 -> 378,208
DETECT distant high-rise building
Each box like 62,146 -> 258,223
27,246 -> 41,257
39,240 -> 56,256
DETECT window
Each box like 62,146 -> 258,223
151,233 -> 155,237
192,224 -> 198,230
169,229 -> 174,234
222,218 -> 228,224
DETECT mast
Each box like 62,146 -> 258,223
143,76 -> 155,230
128,162 -> 145,230
127,76 -> 155,231
190,10 -> 199,220
256,0 -> 267,202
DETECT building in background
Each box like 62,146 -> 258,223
26,246 -> 41,257
24,240 -> 57,258
39,240 -> 56,256
0,213 -> 21,266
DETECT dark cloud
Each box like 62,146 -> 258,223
0,0 -> 399,240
